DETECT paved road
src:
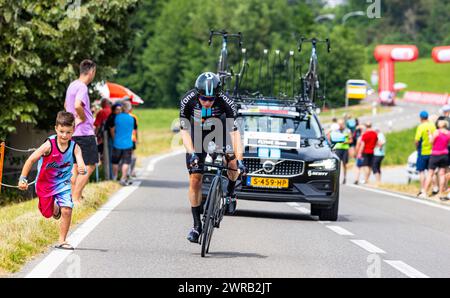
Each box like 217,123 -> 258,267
323,100 -> 441,133
19,151 -> 450,278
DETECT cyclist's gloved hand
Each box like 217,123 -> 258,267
189,153 -> 200,169
237,160 -> 247,176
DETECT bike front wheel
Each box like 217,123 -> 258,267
201,176 -> 222,257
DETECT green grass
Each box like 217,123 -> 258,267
365,58 -> 450,94
132,108 -> 181,158
0,181 -> 120,275
319,104 -> 392,123
384,127 -> 416,166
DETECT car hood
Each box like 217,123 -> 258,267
244,140 -> 335,162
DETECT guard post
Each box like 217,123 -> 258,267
0,142 -> 5,194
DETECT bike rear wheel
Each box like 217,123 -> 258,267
201,176 -> 222,257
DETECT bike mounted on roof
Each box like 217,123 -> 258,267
298,37 -> 331,104
208,30 -> 247,97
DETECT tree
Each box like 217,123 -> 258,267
0,0 -> 139,139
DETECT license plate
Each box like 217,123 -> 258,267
247,177 -> 289,189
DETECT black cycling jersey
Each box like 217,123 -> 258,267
179,89 -> 238,153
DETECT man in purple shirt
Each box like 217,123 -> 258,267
65,60 -> 98,204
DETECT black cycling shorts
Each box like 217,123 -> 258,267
186,152 -> 236,175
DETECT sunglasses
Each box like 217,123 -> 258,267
199,95 -> 216,102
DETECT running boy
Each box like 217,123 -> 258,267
18,112 -> 87,250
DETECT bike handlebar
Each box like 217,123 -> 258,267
208,30 -> 243,48
298,37 -> 331,53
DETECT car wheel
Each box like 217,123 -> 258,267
311,205 -> 321,216
318,191 -> 340,222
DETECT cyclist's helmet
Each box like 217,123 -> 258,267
195,72 -> 221,98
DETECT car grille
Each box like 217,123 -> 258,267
243,158 -> 305,177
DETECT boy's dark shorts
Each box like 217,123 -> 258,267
112,148 -> 133,165
72,136 -> 99,165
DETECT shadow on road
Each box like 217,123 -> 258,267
194,251 -> 268,259
232,209 -> 315,221
74,247 -> 109,253
139,179 -> 190,189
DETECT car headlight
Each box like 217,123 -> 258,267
309,159 -> 337,170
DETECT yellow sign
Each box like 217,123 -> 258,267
346,80 -> 368,100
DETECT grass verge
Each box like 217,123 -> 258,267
133,108 -> 181,158
0,181 -> 120,276
319,104 -> 392,123
365,58 -> 450,94
384,127 -> 416,166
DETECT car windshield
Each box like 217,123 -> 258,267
238,114 -> 322,139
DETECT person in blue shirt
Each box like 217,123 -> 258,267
110,101 -> 137,186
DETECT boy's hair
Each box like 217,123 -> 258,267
80,59 -> 96,75
56,111 -> 75,127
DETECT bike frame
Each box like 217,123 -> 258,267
208,30 -> 242,93
298,37 -> 331,103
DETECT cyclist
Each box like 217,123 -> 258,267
179,72 -> 247,243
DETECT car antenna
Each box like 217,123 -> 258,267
264,49 -> 270,98
289,50 -> 295,98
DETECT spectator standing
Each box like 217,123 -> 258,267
129,104 -> 139,178
64,60 -> 98,204
329,119 -> 353,184
349,118 -> 361,159
353,123 -> 366,185
357,122 -> 378,184
415,111 -> 436,198
373,127 -> 386,184
422,120 -> 450,201
111,101 -> 137,186
94,98 -> 112,157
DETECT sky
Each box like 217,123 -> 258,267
326,0 -> 346,7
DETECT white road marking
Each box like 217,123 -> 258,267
146,149 -> 185,172
351,240 -> 386,254
347,184 -> 450,212
384,260 -> 430,278
318,221 -> 331,224
326,226 -> 354,236
26,148 -> 183,278
287,203 -> 300,207
26,182 -> 141,278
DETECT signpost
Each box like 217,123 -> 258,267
0,142 -> 5,194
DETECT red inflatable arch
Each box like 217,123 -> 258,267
374,45 -> 419,105
432,46 -> 450,63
